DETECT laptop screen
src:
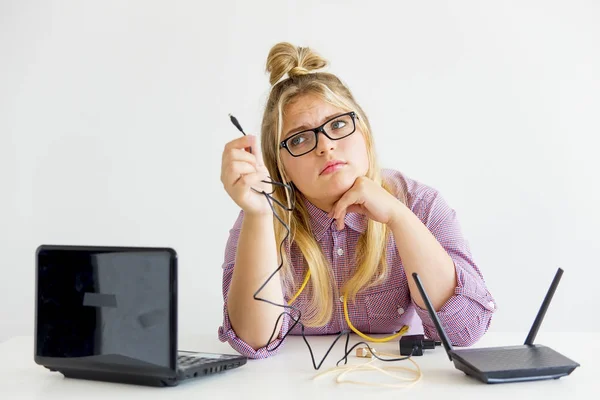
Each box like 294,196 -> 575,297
35,247 -> 176,370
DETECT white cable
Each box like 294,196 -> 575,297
312,348 -> 422,389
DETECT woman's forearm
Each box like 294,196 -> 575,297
227,213 -> 284,350
389,203 -> 457,311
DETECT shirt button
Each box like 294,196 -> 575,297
337,248 -> 344,256
339,296 -> 344,303
488,301 -> 495,310
397,307 -> 405,315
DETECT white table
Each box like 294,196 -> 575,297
1,332 -> 597,399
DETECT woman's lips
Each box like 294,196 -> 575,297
320,162 -> 346,175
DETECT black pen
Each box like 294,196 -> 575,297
229,113 -> 252,154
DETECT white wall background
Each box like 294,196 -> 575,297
1,0 -> 599,343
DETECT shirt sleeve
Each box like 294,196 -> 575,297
217,210 -> 291,359
409,190 -> 497,347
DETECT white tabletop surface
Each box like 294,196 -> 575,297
1,331 -> 597,399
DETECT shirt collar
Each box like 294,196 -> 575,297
302,195 -> 367,241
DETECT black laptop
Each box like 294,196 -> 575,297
34,244 -> 247,387
412,268 -> 579,384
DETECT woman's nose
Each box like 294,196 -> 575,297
316,132 -> 336,155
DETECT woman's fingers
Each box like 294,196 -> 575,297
221,161 -> 259,188
223,134 -> 257,153
330,189 -> 362,230
231,171 -> 267,198
222,147 -> 258,169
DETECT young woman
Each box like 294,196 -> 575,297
218,42 -> 496,359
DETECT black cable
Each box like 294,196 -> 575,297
251,180 -> 350,365
247,180 -> 416,369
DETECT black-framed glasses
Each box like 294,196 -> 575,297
280,111 -> 357,157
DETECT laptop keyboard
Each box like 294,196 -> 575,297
176,353 -> 246,377
177,354 -> 214,368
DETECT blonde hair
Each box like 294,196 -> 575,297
260,42 -> 407,327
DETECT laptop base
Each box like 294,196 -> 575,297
56,368 -> 179,387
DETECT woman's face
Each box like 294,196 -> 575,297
280,94 -> 369,211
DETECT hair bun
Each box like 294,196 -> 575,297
266,42 -> 328,86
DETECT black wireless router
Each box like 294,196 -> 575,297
412,268 -> 579,383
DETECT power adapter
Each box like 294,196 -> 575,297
400,334 -> 441,356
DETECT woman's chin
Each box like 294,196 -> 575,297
321,173 -> 356,197
298,171 -> 359,204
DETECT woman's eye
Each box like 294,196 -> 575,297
332,120 -> 347,130
291,135 -> 306,146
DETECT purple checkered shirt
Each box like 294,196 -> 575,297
218,169 -> 496,359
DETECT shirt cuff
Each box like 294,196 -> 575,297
218,303 -> 291,359
412,261 -> 496,347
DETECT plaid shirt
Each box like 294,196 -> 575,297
218,169 -> 496,359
